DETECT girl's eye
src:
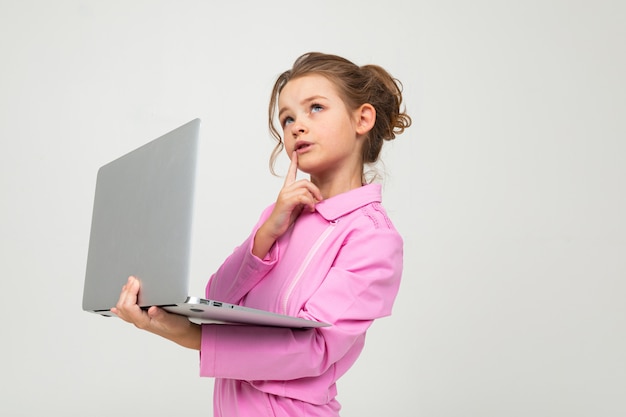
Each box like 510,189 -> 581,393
311,104 -> 323,113
282,116 -> 294,127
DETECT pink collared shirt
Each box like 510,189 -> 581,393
200,183 -> 403,416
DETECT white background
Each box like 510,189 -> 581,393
1,1 -> 624,416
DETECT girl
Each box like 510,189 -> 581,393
112,52 -> 411,416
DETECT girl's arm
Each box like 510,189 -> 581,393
209,151 -> 321,303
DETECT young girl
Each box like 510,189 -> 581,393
112,52 -> 411,416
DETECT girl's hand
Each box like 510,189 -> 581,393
252,152 -> 323,258
111,276 -> 201,350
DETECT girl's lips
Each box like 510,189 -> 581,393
295,142 -> 313,153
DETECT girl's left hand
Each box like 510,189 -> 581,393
111,276 -> 201,350
252,151 -> 322,258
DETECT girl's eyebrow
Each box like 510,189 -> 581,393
279,95 -> 328,119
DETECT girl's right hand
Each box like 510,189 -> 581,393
252,151 -> 322,258
111,276 -> 201,350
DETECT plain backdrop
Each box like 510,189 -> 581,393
1,1 -> 624,416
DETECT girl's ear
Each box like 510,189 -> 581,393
355,103 -> 376,136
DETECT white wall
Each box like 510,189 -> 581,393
1,1 -> 624,416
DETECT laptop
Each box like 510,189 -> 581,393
82,118 -> 329,329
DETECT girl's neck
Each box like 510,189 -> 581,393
311,173 -> 363,199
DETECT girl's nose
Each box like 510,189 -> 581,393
291,120 -> 307,137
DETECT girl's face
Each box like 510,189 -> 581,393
277,74 -> 364,183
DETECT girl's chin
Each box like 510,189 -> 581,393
294,161 -> 317,175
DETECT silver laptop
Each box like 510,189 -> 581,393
83,118 -> 329,329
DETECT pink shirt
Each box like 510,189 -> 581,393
200,183 -> 403,416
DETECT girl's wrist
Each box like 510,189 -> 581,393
252,224 -> 277,259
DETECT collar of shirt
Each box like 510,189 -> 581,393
314,183 -> 382,222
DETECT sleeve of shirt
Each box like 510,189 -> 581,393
199,223 -> 403,382
205,205 -> 278,304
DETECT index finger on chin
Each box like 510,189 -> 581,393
284,151 -> 298,186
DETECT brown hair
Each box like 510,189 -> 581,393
268,52 -> 412,177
